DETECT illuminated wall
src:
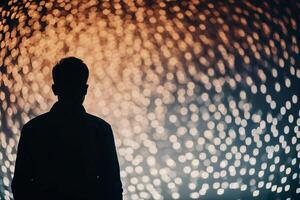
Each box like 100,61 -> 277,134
1,0 -> 300,199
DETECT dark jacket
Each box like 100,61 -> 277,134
11,101 -> 123,200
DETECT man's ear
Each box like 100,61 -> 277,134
52,84 -> 58,96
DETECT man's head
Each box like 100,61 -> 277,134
52,57 -> 89,104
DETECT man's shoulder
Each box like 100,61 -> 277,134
23,111 -> 112,131
84,113 -> 111,128
23,112 -> 51,129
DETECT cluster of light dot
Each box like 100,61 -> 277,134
0,0 -> 300,199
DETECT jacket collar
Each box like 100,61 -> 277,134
50,101 -> 86,115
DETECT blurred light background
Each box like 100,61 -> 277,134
0,0 -> 300,199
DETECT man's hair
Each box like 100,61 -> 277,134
52,57 -> 89,86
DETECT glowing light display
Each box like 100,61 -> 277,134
0,0 -> 300,199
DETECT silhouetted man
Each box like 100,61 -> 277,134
12,57 -> 123,200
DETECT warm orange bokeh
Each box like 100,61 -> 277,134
1,0 -> 300,199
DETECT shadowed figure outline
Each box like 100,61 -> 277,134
11,57 -> 123,200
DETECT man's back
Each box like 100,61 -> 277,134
12,101 -> 123,200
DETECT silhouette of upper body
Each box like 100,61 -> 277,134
11,57 -> 123,200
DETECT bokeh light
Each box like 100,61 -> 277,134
1,0 -> 300,199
